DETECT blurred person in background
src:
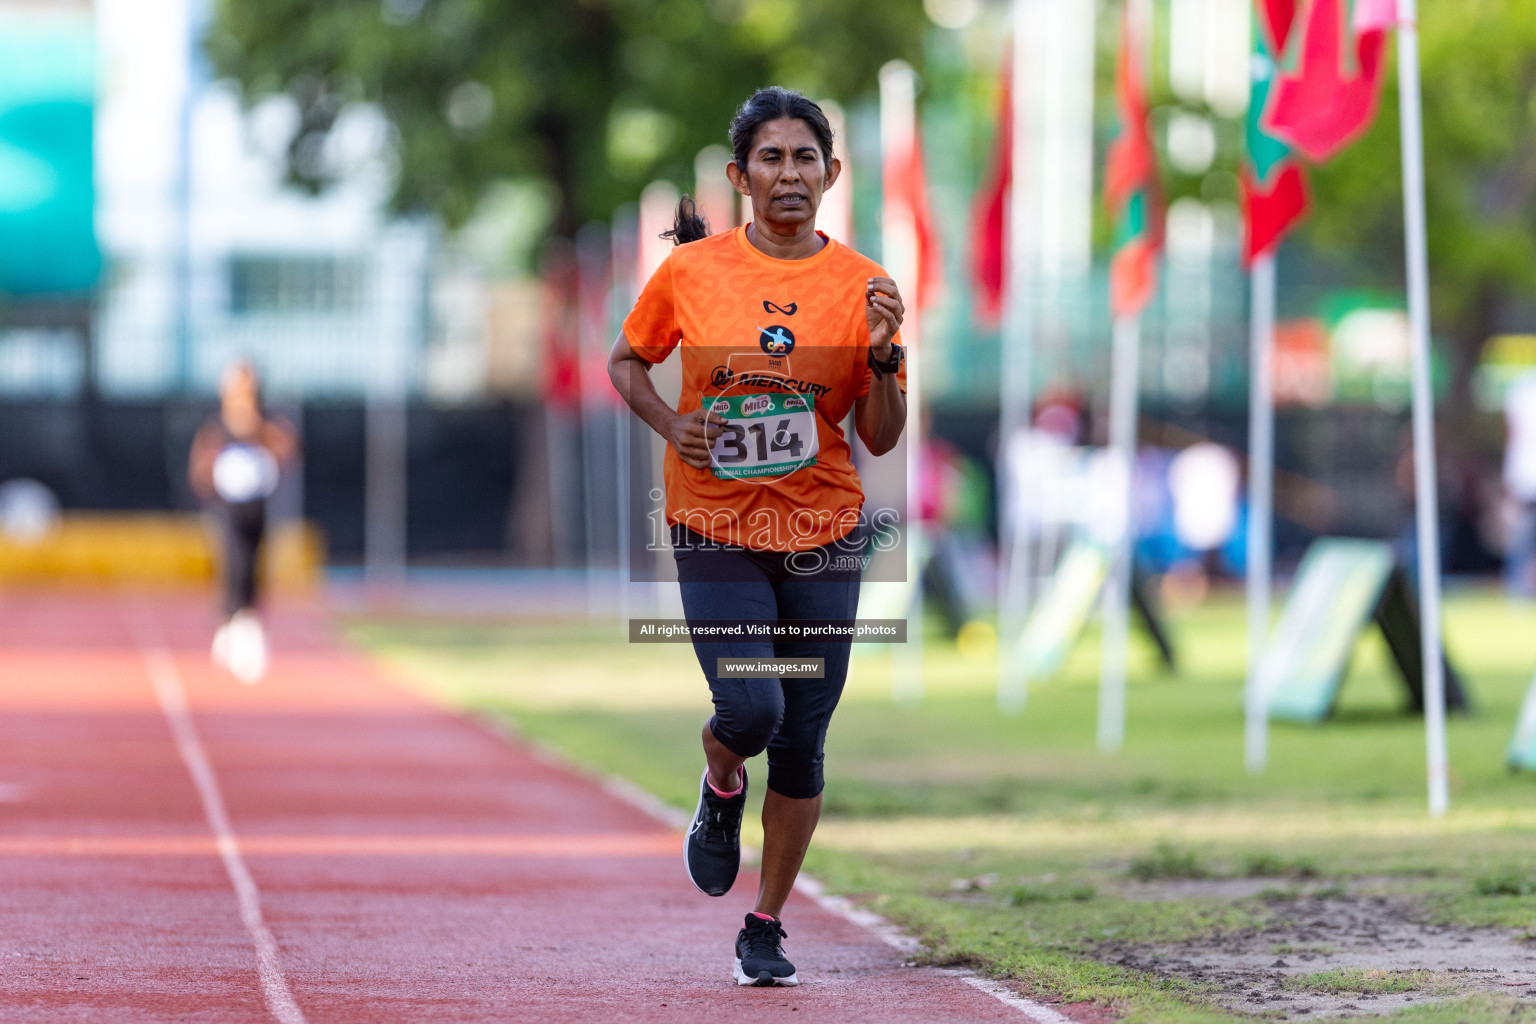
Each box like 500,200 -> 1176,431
999,387 -> 1086,580
1393,422 -> 1457,583
918,408 -> 993,637
1504,367 -> 1536,597
609,86 -> 906,988
189,362 -> 298,683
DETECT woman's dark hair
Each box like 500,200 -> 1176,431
663,86 -> 835,247
662,194 -> 710,246
729,86 -> 835,174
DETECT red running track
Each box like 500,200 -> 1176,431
0,589 -> 1044,1023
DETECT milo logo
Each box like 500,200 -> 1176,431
741,395 -> 773,416
783,396 -> 807,411
710,399 -> 731,415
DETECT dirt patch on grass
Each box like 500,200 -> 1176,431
1096,889 -> 1536,1018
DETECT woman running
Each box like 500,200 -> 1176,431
608,86 -> 906,987
188,361 -> 298,683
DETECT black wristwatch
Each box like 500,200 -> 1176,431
868,342 -> 904,381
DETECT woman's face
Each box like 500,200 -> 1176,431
728,117 -> 840,231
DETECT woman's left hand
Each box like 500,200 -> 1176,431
864,276 -> 905,356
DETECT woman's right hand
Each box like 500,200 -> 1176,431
668,407 -> 725,470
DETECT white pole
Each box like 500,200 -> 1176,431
818,101 -> 856,247
1395,0 -> 1449,817
1245,253 -> 1276,773
880,60 -> 924,707
1095,0 -> 1152,754
637,182 -> 679,605
1098,312 -> 1140,753
692,146 -> 735,238
364,226 -> 422,589
610,211 -> 638,623
997,4 -> 1036,713
576,222 -> 609,620
364,393 -> 407,586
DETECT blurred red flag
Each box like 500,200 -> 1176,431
1258,0 -> 1299,40
1104,7 -> 1162,319
1243,0 -> 1310,265
1353,0 -> 1397,32
969,55 -> 1011,327
1263,0 -> 1391,162
540,243 -> 581,408
1240,162 -> 1309,265
884,125 -> 943,312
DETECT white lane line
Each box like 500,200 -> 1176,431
790,876 -> 922,954
953,972 -> 1078,1024
499,719 -> 1074,1024
138,641 -> 308,1024
792,877 -> 1076,1024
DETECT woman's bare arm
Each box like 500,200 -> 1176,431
854,276 -> 907,456
607,332 -> 723,470
188,424 -> 219,499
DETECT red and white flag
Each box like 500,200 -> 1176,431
1242,0 -> 1310,265
1104,4 -> 1162,319
1353,0 -> 1398,33
1262,0 -> 1393,162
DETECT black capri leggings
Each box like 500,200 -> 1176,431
217,499 -> 265,618
672,524 -> 862,800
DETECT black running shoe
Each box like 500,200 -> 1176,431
684,766 -> 746,897
734,913 -> 798,987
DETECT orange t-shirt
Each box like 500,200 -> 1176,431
622,226 -> 906,552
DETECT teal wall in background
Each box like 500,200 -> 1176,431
0,16 -> 100,296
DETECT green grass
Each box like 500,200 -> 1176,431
1281,968 -> 1439,995
1127,842 -> 1208,881
1473,868 -> 1536,896
1006,882 -> 1097,905
346,588 -> 1536,1022
1271,942 -> 1335,955
1239,851 -> 1318,878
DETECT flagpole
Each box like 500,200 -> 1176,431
880,59 -> 924,707
1245,252 -> 1276,773
1096,0 -> 1153,754
1394,0 -> 1448,817
1099,312 -> 1139,753
997,4 -> 1036,713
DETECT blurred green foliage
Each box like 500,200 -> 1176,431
206,0 -> 929,239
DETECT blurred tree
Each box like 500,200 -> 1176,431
1304,0 -> 1536,415
206,0 -> 928,243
